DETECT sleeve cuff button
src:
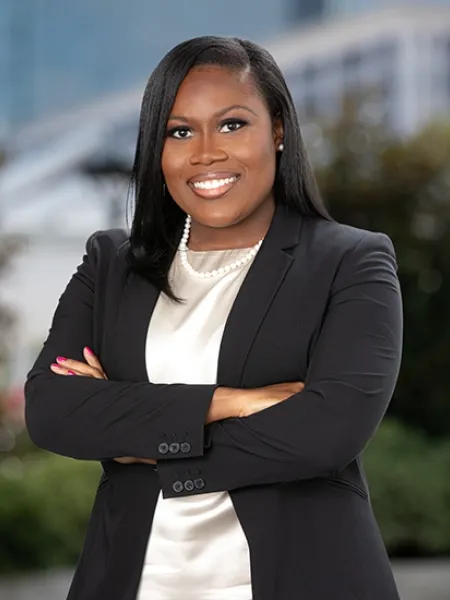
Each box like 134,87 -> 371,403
158,442 -> 169,455
169,442 -> 180,454
172,481 -> 184,493
184,479 -> 194,492
194,478 -> 205,490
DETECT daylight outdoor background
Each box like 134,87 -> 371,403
1,1 -> 450,599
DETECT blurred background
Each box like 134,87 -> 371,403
1,1 -> 450,599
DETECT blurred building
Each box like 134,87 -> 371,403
290,0 -> 328,22
0,0 -> 320,138
327,0 -> 450,16
277,4 -> 450,135
2,1 -> 450,136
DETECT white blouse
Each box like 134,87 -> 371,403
137,246 -> 258,600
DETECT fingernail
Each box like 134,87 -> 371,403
56,356 -> 66,363
51,363 -> 61,369
84,347 -> 94,355
67,370 -> 77,376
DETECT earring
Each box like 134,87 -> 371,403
278,143 -> 284,151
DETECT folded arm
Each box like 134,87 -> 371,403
24,232 -> 217,461
157,233 -> 403,497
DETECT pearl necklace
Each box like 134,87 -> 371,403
179,215 -> 263,278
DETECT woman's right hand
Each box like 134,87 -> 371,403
236,381 -> 304,418
207,381 -> 304,423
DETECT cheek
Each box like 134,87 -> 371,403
161,144 -> 186,183
236,128 -> 275,167
241,136 -> 277,183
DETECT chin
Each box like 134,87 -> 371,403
191,209 -> 243,229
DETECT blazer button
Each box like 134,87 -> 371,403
172,481 -> 184,493
158,442 -> 169,455
184,479 -> 195,492
194,478 -> 205,490
169,442 -> 180,454
180,442 -> 191,454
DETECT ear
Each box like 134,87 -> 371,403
273,116 -> 284,149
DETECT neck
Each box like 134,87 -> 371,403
187,199 -> 275,251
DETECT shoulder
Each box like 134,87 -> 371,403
301,217 -> 396,262
293,218 -> 398,291
85,228 -> 130,263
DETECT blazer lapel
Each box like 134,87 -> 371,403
217,205 -> 303,387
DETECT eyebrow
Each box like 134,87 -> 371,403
168,104 -> 258,122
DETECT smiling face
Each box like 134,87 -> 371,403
161,65 -> 283,249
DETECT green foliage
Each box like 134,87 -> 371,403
0,453 -> 101,573
364,419 -> 450,555
315,119 -> 450,437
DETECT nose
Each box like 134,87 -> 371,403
189,133 -> 228,166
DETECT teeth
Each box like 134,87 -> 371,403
192,177 -> 237,190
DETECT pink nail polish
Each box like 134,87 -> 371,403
56,356 -> 66,363
67,370 -> 77,376
84,347 -> 94,355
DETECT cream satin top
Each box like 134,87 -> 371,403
137,246 -> 258,600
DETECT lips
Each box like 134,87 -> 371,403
188,172 -> 240,199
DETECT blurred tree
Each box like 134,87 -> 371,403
314,111 -> 450,438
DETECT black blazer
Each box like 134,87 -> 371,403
25,206 -> 403,600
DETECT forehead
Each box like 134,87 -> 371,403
169,65 -> 267,116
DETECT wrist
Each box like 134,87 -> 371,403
206,387 -> 240,423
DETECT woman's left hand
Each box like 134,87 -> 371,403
50,347 -> 107,379
50,347 -> 156,466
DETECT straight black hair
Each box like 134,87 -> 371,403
128,35 -> 331,299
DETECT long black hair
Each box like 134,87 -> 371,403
128,35 -> 331,298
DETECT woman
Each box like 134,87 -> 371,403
25,36 -> 403,600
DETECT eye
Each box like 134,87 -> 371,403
167,126 -> 193,139
220,119 -> 247,133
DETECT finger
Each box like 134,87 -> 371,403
50,364 -> 78,376
50,357 -> 105,379
51,364 -> 89,377
83,347 -> 106,376
53,358 -> 104,379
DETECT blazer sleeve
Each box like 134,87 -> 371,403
24,231 -> 217,461
157,232 -> 403,498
